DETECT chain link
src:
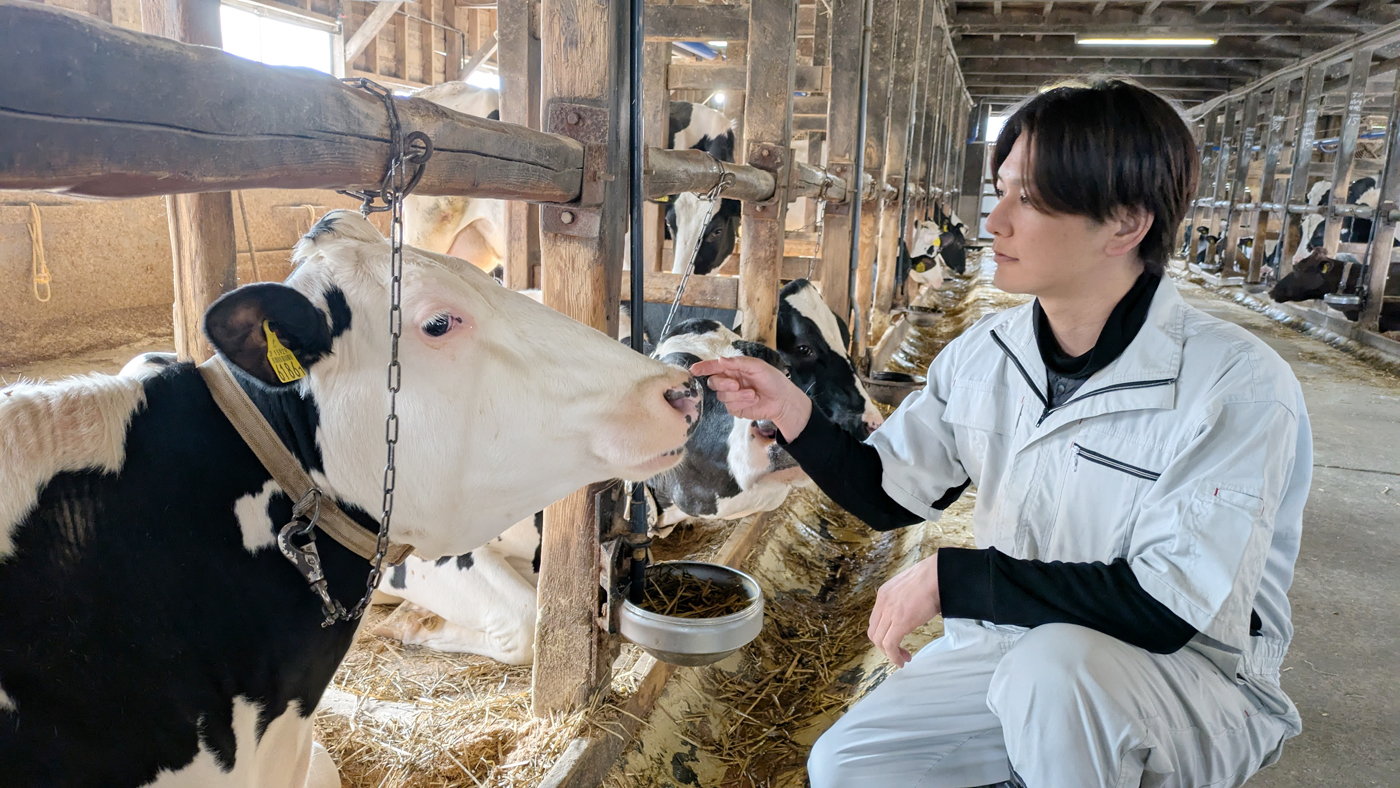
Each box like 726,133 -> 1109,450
660,158 -> 736,339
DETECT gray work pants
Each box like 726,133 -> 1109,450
807,620 -> 1298,787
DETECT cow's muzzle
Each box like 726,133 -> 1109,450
665,376 -> 703,434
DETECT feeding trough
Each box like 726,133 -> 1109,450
619,561 -> 764,667
861,370 -> 926,407
902,304 -> 943,327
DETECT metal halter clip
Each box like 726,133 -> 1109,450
276,489 -> 347,627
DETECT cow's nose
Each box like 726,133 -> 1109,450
664,377 -> 702,430
753,420 -> 779,441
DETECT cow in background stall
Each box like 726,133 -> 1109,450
0,210 -> 703,787
665,102 -> 743,275
1269,247 -> 1400,332
375,280 -> 885,663
403,83 -> 507,278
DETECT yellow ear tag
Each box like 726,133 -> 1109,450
263,320 -> 306,383
932,237 -> 942,248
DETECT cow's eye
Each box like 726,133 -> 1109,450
708,226 -> 724,239
797,344 -> 815,357
423,313 -> 458,337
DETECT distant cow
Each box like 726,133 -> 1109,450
0,210 -> 703,787
666,102 -> 742,276
1269,247 -> 1400,332
1292,178 -> 1394,264
404,83 -> 507,277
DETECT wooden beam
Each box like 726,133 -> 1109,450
140,0 -> 237,364
642,41 -> 670,273
1196,1 -> 1217,16
345,0 -> 404,65
955,37 -> 1304,59
0,1 -> 586,201
419,0 -> 436,84
950,5 -> 1373,34
498,0 -> 540,290
738,0 -> 799,348
817,0 -> 867,319
1359,66 -> 1400,330
1305,0 -> 1341,14
1246,80 -> 1287,284
1141,0 -> 1163,18
643,3 -> 748,41
667,64 -> 826,91
620,271 -> 739,309
958,57 -> 1260,78
1277,65 -> 1323,274
1322,47 -> 1374,255
531,0 -> 631,716
460,29 -> 498,81
853,0 -> 898,350
872,0 -> 925,340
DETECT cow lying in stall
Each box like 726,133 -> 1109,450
0,211 -> 705,787
374,279 -> 885,664
1269,247 -> 1400,332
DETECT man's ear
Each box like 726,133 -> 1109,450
1106,206 -> 1154,258
204,283 -> 333,387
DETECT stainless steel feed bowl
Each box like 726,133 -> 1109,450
861,371 -> 926,408
619,561 -> 764,667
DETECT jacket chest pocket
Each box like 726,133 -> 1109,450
1046,439 -> 1166,563
942,382 -> 1017,485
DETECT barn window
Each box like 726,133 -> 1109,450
984,112 -> 1008,144
220,1 -> 335,75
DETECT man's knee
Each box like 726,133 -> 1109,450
806,722 -> 847,788
988,623 -> 1124,719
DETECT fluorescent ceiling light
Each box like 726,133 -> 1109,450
707,40 -> 729,47
1076,36 -> 1216,46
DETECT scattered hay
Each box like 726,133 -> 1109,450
637,564 -> 753,619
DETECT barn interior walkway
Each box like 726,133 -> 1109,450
1175,280 -> 1399,787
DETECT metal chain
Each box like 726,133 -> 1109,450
297,77 -> 431,625
660,158 -> 736,339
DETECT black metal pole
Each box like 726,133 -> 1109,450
846,0 -> 875,348
628,0 -> 650,604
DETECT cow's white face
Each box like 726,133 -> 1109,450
910,220 -> 942,259
206,211 -> 699,559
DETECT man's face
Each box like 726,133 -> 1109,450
985,136 -> 1137,300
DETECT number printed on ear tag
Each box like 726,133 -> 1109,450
263,320 -> 307,383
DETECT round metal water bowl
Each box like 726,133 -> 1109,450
861,371 -> 926,408
903,304 -> 942,327
619,561 -> 764,667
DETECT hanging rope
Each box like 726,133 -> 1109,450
234,191 -> 262,283
27,203 -> 51,303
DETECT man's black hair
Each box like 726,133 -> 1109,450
992,79 -> 1199,276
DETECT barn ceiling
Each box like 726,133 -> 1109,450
946,0 -> 1400,107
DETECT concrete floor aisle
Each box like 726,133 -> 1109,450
1178,282 -> 1399,787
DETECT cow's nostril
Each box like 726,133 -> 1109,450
664,381 -> 702,426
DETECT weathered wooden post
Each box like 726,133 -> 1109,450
532,0 -> 632,716
852,0 -> 898,348
1204,99 -> 1239,257
737,0 -> 800,347
1278,65 -> 1324,277
1247,79 -> 1288,284
1221,89 -> 1261,277
1360,67 -> 1400,332
498,0 -> 543,290
141,0 -> 237,362
871,0 -> 926,339
1322,47 -> 1374,256
817,0 -> 870,319
642,41 -> 671,273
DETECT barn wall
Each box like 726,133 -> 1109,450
0,189 -> 378,368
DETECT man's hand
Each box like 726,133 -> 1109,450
690,355 -> 814,440
868,553 -> 942,668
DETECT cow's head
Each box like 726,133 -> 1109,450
776,279 -> 883,438
666,195 -> 742,276
652,320 -> 804,501
204,210 -> 701,559
1269,247 -> 1349,303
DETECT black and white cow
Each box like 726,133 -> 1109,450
907,211 -> 967,278
403,83 -> 507,277
1292,178 -> 1392,264
1269,247 -> 1400,332
0,210 -> 703,787
374,282 -> 885,662
665,102 -> 742,276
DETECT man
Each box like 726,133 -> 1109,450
694,80 -> 1309,787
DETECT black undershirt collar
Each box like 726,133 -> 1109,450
1034,270 -> 1160,381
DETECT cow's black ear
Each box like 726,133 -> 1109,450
732,340 -> 786,372
204,283 -> 333,387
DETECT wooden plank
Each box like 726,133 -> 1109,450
1360,69 -> 1400,331
345,0 -> 404,64
646,149 -> 777,202
140,0 -> 238,363
782,256 -> 822,280
793,115 -> 826,132
792,94 -> 828,116
1220,89 -> 1260,276
643,3 -> 747,41
1186,106 -> 1220,267
852,0 -> 898,350
536,509 -> 777,788
667,64 -> 825,92
1205,98 -> 1237,245
1247,80 -> 1286,284
0,1 -> 586,201
461,29 -> 498,81
445,3 -> 465,80
532,0 -> 630,716
1322,48 -> 1373,256
738,0 -> 800,348
419,0 -> 436,84
619,271 -> 740,309
816,0 -> 866,320
872,0 -> 925,339
642,41 -> 670,273
784,237 -> 819,257
498,0 -> 541,290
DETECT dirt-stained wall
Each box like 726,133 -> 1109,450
0,189 -> 384,368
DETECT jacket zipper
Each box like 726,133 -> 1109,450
990,330 -> 1176,427
1072,443 -> 1161,481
